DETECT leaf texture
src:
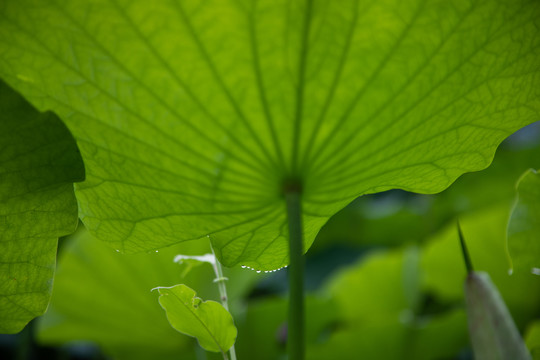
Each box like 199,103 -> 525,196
0,0 -> 539,269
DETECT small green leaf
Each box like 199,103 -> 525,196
508,169 -> 540,274
155,284 -> 237,354
0,79 -> 84,333
464,271 -> 531,360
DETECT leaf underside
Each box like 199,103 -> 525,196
0,0 -> 539,270
0,80 -> 84,333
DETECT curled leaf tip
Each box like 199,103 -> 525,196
151,286 -> 172,293
173,253 -> 216,265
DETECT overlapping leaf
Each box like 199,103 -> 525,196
0,0 -> 539,270
0,80 -> 84,333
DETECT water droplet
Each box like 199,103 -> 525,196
256,270 -> 261,273
531,267 -> 540,275
115,250 -> 120,253
155,250 -> 159,253
508,268 -> 514,275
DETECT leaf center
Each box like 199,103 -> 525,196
281,177 -> 303,196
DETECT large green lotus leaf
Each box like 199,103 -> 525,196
422,204 -> 540,328
36,228 -> 260,359
0,80 -> 84,333
508,169 -> 540,274
1,0 -> 539,270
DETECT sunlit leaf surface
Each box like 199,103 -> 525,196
0,80 -> 83,333
1,0 -> 539,269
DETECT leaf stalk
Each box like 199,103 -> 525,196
285,190 -> 305,360
210,246 -> 237,360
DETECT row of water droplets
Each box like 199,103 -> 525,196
115,249 -> 159,253
241,265 -> 288,273
114,248 -> 288,274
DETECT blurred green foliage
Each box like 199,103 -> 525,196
508,169 -> 540,274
